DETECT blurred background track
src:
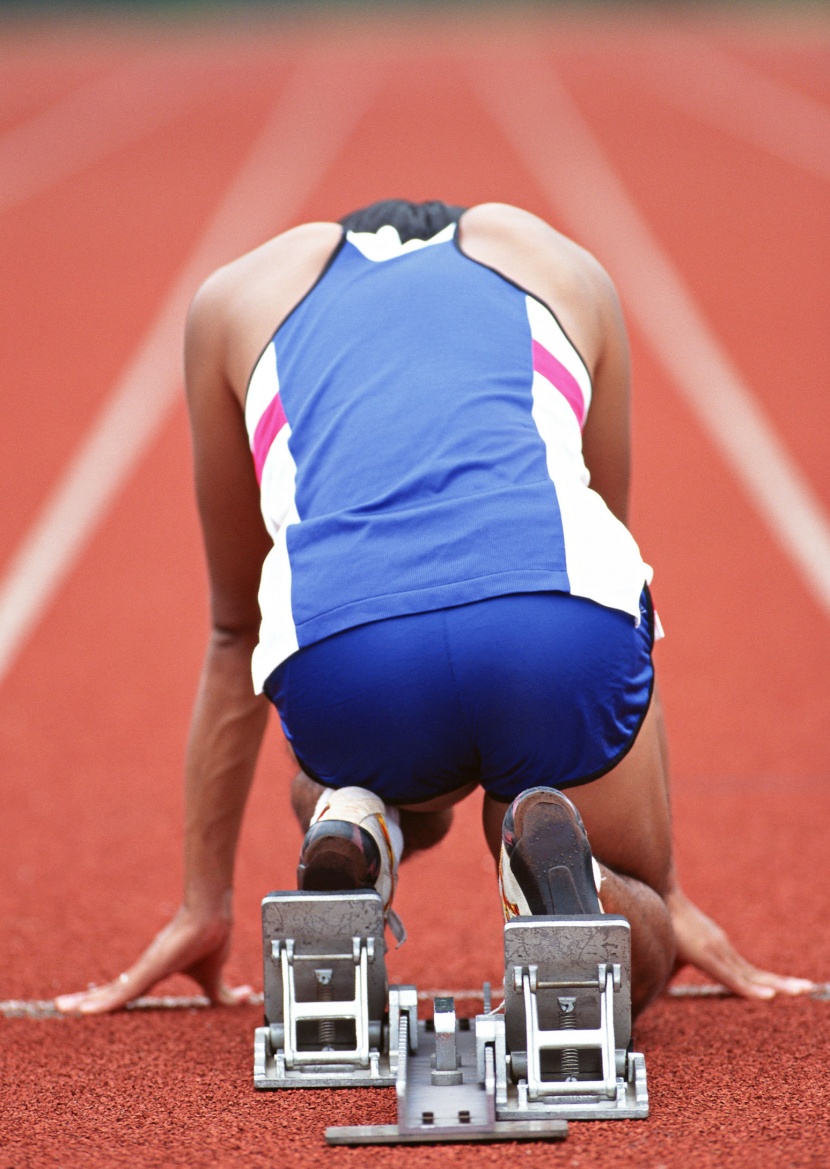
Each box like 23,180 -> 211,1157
0,5 -> 828,1166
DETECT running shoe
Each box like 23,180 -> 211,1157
297,786 -> 406,942
499,787 -> 603,920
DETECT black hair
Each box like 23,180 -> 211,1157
338,199 -> 466,244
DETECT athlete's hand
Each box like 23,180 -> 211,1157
54,905 -> 253,1015
666,885 -> 816,1000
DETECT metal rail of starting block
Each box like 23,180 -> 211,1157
254,893 -> 648,1144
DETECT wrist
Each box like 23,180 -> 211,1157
182,886 -> 234,925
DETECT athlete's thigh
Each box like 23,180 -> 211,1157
565,697 -> 672,896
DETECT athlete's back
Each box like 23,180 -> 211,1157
233,207 -> 648,688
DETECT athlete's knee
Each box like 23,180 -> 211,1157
632,888 -> 676,1016
600,868 -> 676,1016
398,807 -> 454,858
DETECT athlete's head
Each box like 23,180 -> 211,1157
338,199 -> 466,244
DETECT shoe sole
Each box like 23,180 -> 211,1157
506,790 -> 600,915
297,820 -> 381,893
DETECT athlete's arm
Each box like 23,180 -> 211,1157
577,270 -> 812,994
178,265 -> 274,916
56,273 -> 272,1014
579,268 -> 632,526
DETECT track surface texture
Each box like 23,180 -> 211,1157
1,7 -> 829,1168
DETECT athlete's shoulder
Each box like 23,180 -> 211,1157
190,222 -> 342,323
463,203 -> 612,291
463,202 -> 555,239
186,222 -> 342,394
461,204 -> 623,374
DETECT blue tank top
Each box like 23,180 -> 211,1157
245,224 -> 650,690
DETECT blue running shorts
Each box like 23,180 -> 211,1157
264,590 -> 655,805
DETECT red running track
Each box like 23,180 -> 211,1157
1,10 -> 829,1168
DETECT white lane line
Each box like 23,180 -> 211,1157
632,37 -> 830,184
4,983 -> 827,1017
474,56 -> 830,620
0,49 -> 224,216
0,52 -> 380,689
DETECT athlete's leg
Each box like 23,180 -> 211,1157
482,697 -> 675,1016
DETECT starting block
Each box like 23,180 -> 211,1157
254,890 -> 405,1088
254,891 -> 648,1144
501,915 -> 647,1121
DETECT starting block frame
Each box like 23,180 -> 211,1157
500,916 -> 648,1121
254,891 -> 648,1144
254,889 -> 408,1089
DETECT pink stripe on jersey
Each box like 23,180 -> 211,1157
532,339 -> 586,428
252,393 -> 288,483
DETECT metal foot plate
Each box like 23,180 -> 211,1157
502,915 -> 648,1120
255,889 -> 396,1090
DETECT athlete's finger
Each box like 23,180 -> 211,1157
733,970 -> 815,997
715,942 -> 815,996
54,990 -> 94,1012
55,977 -> 254,1014
697,946 -> 815,999
55,974 -> 137,1015
213,983 -> 255,1006
56,944 -> 179,1013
